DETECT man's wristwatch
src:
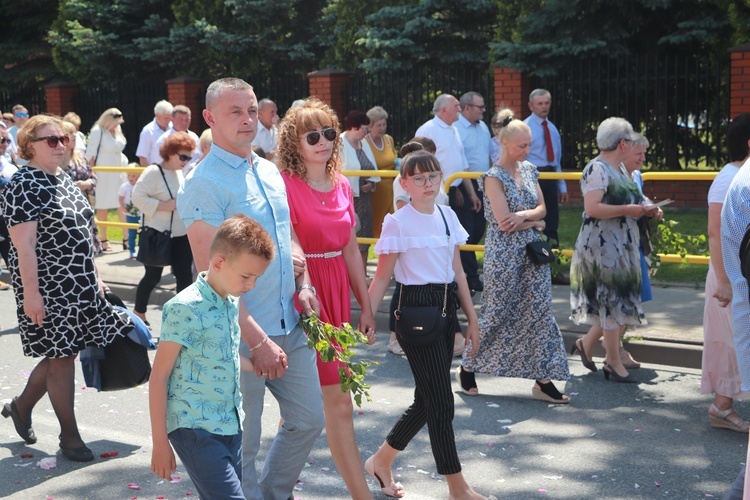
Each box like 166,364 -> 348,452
296,284 -> 317,296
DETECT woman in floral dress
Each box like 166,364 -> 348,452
569,118 -> 654,383
458,109 -> 569,403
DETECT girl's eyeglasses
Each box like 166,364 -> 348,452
302,128 -> 337,146
408,173 -> 442,187
32,135 -> 70,148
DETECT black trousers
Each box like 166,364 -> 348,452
452,179 -> 487,283
387,283 -> 462,475
135,235 -> 193,313
538,173 -> 560,245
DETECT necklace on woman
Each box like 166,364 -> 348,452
306,177 -> 330,205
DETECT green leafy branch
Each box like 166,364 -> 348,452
300,314 -> 378,408
648,218 -> 707,275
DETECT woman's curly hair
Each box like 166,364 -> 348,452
277,98 -> 341,182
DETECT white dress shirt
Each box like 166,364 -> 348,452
135,118 -> 171,161
252,121 -> 278,154
415,116 -> 470,188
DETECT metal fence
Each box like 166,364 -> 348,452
73,82 -> 169,161
0,87 -> 46,119
533,54 -> 730,171
248,72 -> 309,118
349,66 -> 495,148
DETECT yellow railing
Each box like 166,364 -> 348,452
92,166 -> 714,265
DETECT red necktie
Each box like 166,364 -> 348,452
542,120 -> 554,163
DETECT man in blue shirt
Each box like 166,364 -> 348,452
524,89 -> 567,240
455,91 -> 493,292
177,77 -> 325,500
524,89 -> 569,285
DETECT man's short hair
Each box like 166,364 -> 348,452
154,100 -> 173,116
529,89 -> 551,102
459,92 -> 482,108
206,78 -> 254,109
258,99 -> 275,111
433,94 -> 455,114
727,113 -> 750,162
12,104 -> 27,114
172,105 -> 191,116
210,214 -> 275,262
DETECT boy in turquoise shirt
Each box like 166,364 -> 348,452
149,214 -> 275,498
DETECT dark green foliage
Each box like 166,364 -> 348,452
359,0 -> 499,71
492,0 -> 732,77
0,0 -> 59,93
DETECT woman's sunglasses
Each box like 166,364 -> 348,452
33,135 -> 70,148
302,128 -> 337,146
0,138 -> 11,145
177,154 -> 192,162
112,112 -> 123,119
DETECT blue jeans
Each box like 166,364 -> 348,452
126,215 -> 140,255
169,428 -> 244,500
240,326 -> 325,500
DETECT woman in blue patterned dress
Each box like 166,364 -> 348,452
569,118 -> 654,383
457,109 -> 570,403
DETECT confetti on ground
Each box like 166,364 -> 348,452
479,452 -> 487,457
320,467 -> 330,472
417,469 -> 430,475
635,483 -> 640,489
407,464 -> 416,468
655,482 -> 662,487
674,428 -> 681,432
569,392 -> 579,396
20,453 -> 33,458
36,457 -> 56,470
538,488 -> 547,493
497,419 -> 512,424
14,462 -> 32,467
100,451 -> 119,458
430,472 -> 443,480
127,483 -> 140,490
170,475 -> 181,484
589,433 -> 597,437
540,455 -> 554,460
486,404 -> 500,408
543,475 -> 562,480
634,428 -> 641,432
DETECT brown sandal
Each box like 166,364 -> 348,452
100,240 -> 113,252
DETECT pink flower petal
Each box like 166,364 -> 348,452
127,483 -> 141,490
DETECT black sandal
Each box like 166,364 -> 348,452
532,380 -> 569,404
455,365 -> 478,396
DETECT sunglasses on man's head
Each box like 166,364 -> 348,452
111,112 -> 123,119
33,135 -> 70,148
15,112 -> 29,118
302,128 -> 337,146
0,138 -> 11,145
177,154 -> 191,162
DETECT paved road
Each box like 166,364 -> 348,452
0,286 -> 746,499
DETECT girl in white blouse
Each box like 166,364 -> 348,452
367,151 -> 491,500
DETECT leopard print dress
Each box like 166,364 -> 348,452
1,167 -> 131,358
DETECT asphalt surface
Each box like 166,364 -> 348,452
0,252 -> 744,499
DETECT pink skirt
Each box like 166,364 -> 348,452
701,261 -> 750,399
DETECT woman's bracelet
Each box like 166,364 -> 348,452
250,336 -> 268,352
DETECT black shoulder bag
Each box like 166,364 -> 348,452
394,206 -> 451,346
136,166 -> 173,267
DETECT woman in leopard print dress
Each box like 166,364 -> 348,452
1,115 -> 131,462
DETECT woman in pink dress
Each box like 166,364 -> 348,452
277,98 -> 377,499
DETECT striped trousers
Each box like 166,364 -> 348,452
387,282 -> 462,475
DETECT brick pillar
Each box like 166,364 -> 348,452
730,44 -> 750,117
493,66 -> 531,118
44,81 -> 79,117
166,76 -> 206,133
308,69 -> 350,121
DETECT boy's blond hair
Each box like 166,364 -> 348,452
210,214 -> 275,262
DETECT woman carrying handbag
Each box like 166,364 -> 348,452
131,132 -> 195,326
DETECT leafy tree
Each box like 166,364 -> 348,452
0,0 -> 59,93
359,0 -> 499,72
49,0 -> 174,84
491,0 -> 732,77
